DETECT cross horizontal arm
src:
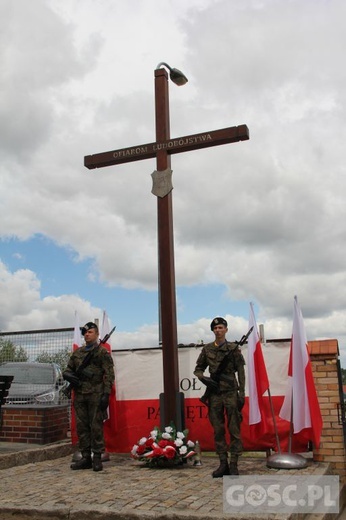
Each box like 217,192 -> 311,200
84,124 -> 249,170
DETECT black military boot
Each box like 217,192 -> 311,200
92,453 -> 103,472
229,455 -> 239,475
70,453 -> 92,470
212,455 -> 230,478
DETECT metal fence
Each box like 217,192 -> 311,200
0,327 -> 74,363
0,328 -> 74,408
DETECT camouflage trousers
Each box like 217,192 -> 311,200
73,392 -> 105,456
208,391 -> 242,461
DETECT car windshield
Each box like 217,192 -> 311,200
0,364 -> 54,385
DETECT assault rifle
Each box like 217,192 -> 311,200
199,326 -> 253,406
62,326 -> 116,399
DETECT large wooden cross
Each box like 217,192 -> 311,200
85,66 -> 249,429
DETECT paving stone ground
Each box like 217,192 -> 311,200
0,442 -> 343,520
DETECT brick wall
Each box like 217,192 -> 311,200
0,405 -> 69,444
309,339 -> 346,484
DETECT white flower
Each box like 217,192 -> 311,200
176,431 -> 185,439
131,444 -> 139,455
187,440 -> 195,448
150,430 -> 158,439
174,438 -> 183,447
179,445 -> 188,455
165,426 -> 173,433
162,432 -> 172,439
138,437 -> 147,445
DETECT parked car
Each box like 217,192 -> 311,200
0,362 -> 68,405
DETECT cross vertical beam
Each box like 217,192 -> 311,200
155,67 -> 180,427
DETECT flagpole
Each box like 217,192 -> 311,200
288,390 -> 293,454
267,388 -> 281,455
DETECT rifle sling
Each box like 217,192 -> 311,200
212,343 -> 234,380
75,346 -> 98,377
212,330 -> 250,380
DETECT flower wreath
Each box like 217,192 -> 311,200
131,424 -> 196,467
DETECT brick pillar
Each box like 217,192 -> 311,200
0,405 -> 69,444
309,339 -> 346,484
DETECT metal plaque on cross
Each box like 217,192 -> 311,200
151,168 -> 173,198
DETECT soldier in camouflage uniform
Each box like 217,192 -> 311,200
194,317 -> 245,477
63,322 -> 115,472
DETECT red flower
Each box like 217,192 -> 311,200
146,438 -> 155,447
137,445 -> 146,455
163,446 -> 176,459
152,446 -> 164,457
158,440 -> 170,448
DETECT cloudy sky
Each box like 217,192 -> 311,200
1,0 -> 345,367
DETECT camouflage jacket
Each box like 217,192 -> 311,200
194,340 -> 245,396
66,341 -> 115,395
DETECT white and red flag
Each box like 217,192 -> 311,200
279,296 -> 322,448
72,311 -> 81,352
247,302 -> 270,440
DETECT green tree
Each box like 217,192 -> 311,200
341,367 -> 346,385
35,347 -> 71,372
0,339 -> 28,363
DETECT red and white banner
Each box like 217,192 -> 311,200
104,341 -> 312,454
69,309 -> 319,454
279,296 -> 323,448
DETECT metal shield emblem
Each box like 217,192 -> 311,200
151,168 -> 173,198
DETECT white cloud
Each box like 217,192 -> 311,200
0,261 -> 100,331
0,0 -> 345,368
